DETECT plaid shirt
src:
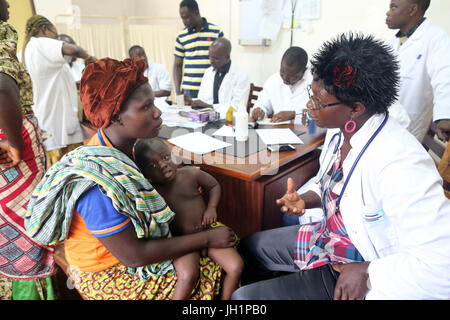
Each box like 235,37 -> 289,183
294,150 -> 364,270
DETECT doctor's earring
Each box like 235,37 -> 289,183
344,119 -> 357,133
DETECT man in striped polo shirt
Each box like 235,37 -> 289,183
173,0 -> 224,99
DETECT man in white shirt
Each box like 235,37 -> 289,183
187,37 -> 250,118
386,0 -> 450,142
23,15 -> 96,165
251,46 -> 312,124
128,45 -> 172,99
57,34 -> 85,85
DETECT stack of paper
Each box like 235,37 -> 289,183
154,97 -> 171,112
257,118 -> 291,126
168,132 -> 231,154
163,105 -> 192,114
256,128 -> 304,145
212,125 -> 235,137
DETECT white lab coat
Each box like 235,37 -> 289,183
24,37 -> 83,151
144,61 -> 172,93
69,60 -> 85,83
303,113 -> 450,299
389,19 -> 450,142
197,62 -> 250,118
252,70 -> 313,125
297,102 -> 411,225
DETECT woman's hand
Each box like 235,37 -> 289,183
205,226 -> 236,249
0,141 -> 22,170
276,177 -> 306,216
301,109 -> 309,126
332,262 -> 371,300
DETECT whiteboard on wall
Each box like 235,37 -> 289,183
239,0 -> 321,46
239,0 -> 271,46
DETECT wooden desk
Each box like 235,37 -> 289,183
80,120 -> 326,238
168,124 -> 326,238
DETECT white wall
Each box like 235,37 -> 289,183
34,0 -> 72,21
34,0 -> 450,87
205,0 -> 450,86
71,0 -> 136,17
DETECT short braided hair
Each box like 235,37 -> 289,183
22,15 -> 54,63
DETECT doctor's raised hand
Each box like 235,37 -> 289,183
276,177 -> 306,215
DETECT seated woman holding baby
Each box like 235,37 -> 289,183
25,57 -> 237,300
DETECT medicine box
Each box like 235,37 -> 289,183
188,110 -> 210,123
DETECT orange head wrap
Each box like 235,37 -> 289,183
80,57 -> 148,128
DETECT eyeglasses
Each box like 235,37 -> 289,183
307,84 -> 342,110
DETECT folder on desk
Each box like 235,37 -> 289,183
168,132 -> 232,155
212,125 -> 235,137
256,118 -> 291,126
255,128 -> 304,145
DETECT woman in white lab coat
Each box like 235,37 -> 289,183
231,32 -> 450,300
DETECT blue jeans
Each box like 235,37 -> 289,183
230,225 -> 338,300
281,211 -> 300,226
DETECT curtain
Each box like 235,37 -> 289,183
55,19 -> 184,99
128,23 -> 183,98
55,22 -> 127,60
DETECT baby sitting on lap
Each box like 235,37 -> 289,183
133,138 -> 243,300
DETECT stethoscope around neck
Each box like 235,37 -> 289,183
315,112 -> 389,208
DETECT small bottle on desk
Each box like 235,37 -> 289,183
235,97 -> 249,142
226,106 -> 234,127
306,114 -> 316,135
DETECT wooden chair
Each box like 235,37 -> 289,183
246,83 -> 263,112
422,122 -> 445,161
422,121 -> 449,198
54,244 -> 87,300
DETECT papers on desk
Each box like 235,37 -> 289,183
257,118 -> 291,126
154,97 -> 171,112
168,132 -> 231,154
212,125 -> 235,137
163,105 -> 191,114
256,128 -> 304,145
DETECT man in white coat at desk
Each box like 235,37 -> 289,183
250,46 -> 312,124
187,37 -> 249,118
128,45 -> 172,100
386,0 -> 450,142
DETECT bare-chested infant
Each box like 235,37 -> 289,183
133,138 -> 243,300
